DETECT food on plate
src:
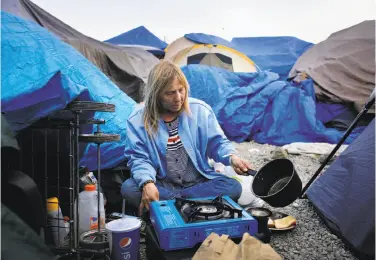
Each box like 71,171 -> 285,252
274,215 -> 297,229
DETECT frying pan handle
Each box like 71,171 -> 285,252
246,169 -> 257,176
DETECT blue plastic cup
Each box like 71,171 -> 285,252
105,217 -> 141,260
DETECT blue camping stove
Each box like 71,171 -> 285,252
150,195 -> 258,251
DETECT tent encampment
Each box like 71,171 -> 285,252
289,20 -> 375,113
2,0 -> 159,102
307,119 -> 375,259
165,34 -> 258,73
105,25 -> 167,57
231,36 -> 313,80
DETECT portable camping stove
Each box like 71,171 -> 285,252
149,195 -> 258,251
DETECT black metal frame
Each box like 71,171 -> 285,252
16,99 -> 119,259
18,117 -> 78,257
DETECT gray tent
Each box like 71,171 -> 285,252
307,119 -> 375,259
289,20 -> 375,113
2,0 -> 159,102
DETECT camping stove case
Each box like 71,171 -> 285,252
149,195 -> 258,251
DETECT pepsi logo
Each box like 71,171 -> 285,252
119,237 -> 132,249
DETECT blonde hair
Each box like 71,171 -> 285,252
143,60 -> 191,137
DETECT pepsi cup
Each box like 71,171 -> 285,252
106,217 -> 141,260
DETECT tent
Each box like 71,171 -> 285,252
171,44 -> 257,73
165,33 -> 239,58
2,0 -> 159,102
111,44 -> 165,58
231,36 -> 313,80
165,34 -> 258,73
289,20 -> 375,113
104,25 -> 167,57
307,119 -> 375,259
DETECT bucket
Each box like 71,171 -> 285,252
251,159 -> 302,207
105,217 -> 141,260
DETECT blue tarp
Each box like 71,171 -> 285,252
315,103 -> 349,124
185,33 -> 238,49
105,25 -> 167,54
1,12 -> 136,171
231,37 -> 313,80
182,65 -> 364,145
307,119 -> 375,257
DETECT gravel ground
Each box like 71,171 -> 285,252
233,141 -> 358,260
139,141 -> 359,260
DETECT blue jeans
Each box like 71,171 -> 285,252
121,176 -> 242,209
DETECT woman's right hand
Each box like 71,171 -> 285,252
138,182 -> 159,216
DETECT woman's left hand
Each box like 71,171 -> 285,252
230,154 -> 253,175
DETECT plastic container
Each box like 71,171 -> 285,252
78,184 -> 106,235
106,217 -> 142,260
210,161 -> 264,207
224,166 -> 264,207
46,197 -> 68,246
79,168 -> 107,204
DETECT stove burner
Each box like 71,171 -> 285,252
198,205 -> 218,214
175,195 -> 242,223
181,203 -> 225,220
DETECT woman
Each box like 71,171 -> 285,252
122,60 -> 252,216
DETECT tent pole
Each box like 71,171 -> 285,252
300,89 -> 375,198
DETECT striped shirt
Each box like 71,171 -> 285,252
160,117 -> 205,188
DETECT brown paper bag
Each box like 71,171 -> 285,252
192,232 -> 282,260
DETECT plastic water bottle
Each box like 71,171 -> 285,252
78,184 -> 106,235
46,197 -> 68,246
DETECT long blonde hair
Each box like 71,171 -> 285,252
143,60 -> 191,137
